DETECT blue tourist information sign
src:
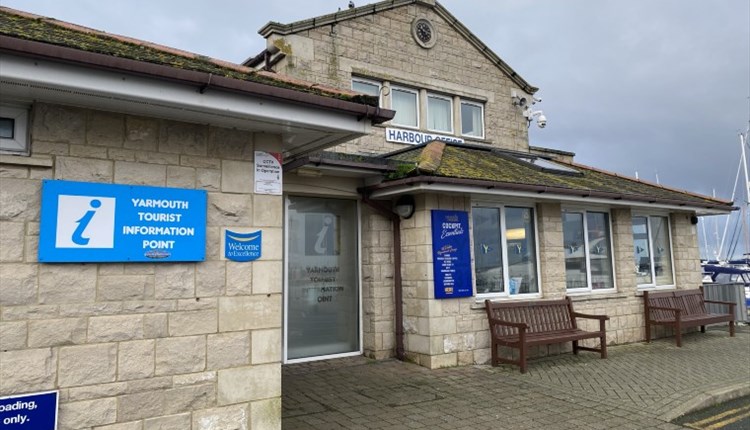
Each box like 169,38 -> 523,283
39,180 -> 206,263
431,210 -> 473,299
0,391 -> 58,429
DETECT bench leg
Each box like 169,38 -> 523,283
675,327 -> 682,347
645,321 -> 651,343
730,321 -> 735,337
600,335 -> 607,359
700,325 -> 706,333
491,340 -> 498,366
572,340 -> 579,355
519,344 -> 528,374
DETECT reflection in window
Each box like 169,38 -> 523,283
472,205 -> 538,296
633,215 -> 673,287
461,101 -> 483,138
352,78 -> 381,105
563,210 -> 615,291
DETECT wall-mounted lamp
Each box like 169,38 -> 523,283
394,195 -> 415,219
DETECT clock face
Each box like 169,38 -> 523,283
416,21 -> 432,43
412,19 -> 436,48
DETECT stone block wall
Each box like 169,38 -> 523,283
395,194 -> 701,368
0,103 -> 282,429
267,2 -> 531,156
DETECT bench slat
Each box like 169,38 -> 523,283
643,287 -> 735,347
486,297 -> 608,373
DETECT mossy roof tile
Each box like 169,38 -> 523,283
385,144 -> 729,208
0,7 -> 378,106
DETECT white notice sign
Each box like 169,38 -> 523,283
254,151 -> 283,195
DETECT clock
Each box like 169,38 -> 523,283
411,18 -> 436,48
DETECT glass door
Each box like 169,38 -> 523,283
285,196 -> 360,362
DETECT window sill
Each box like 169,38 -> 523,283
470,294 -> 543,309
0,154 -> 53,168
634,286 -> 677,297
567,291 -> 629,302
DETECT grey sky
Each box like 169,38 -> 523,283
3,1 -> 749,197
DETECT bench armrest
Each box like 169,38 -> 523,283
703,299 -> 736,313
572,312 -> 609,332
571,312 -> 609,321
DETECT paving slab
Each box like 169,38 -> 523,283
283,326 -> 750,429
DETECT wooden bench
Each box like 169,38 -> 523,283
643,287 -> 735,347
485,297 -> 609,373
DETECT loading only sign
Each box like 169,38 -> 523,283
0,391 -> 58,429
39,180 -> 207,263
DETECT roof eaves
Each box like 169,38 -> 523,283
364,175 -> 734,211
0,35 -> 395,124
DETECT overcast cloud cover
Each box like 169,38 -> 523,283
3,0 -> 749,254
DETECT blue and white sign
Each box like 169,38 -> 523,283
385,127 -> 464,145
431,210 -> 473,299
39,180 -> 207,263
0,391 -> 58,429
224,229 -> 262,262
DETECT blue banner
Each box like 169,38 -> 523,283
431,210 -> 473,299
39,180 -> 206,263
0,391 -> 58,429
225,230 -> 262,262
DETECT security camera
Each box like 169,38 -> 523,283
537,114 -> 547,128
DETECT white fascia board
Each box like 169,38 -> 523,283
369,183 -> 730,215
0,55 -> 370,140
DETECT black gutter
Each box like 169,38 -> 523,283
0,36 -> 396,125
364,176 -> 734,211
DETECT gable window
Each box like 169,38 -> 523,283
427,93 -> 452,133
563,210 -> 615,291
633,215 -> 674,287
472,204 -> 539,297
391,86 -> 419,128
0,104 -> 29,154
352,78 -> 381,105
461,101 -> 484,138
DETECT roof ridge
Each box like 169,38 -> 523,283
416,141 -> 446,174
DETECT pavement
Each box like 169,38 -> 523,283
282,325 -> 750,429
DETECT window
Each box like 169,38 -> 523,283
472,205 -> 538,297
461,101 -> 484,138
563,210 -> 615,291
391,86 -> 419,128
427,93 -> 452,133
633,215 -> 674,287
352,78 -> 381,105
0,104 -> 29,154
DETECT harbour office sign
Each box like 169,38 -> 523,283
385,127 -> 464,145
39,180 -> 207,263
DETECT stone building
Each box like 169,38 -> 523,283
0,7 -> 391,430
248,0 -> 733,368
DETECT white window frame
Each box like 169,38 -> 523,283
390,86 -> 420,129
351,77 -> 382,107
563,208 -> 618,294
426,93 -> 453,134
0,104 -> 29,155
472,201 -> 542,300
632,213 -> 676,290
460,100 -> 484,139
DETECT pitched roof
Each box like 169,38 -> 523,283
366,142 -> 732,211
258,0 -> 538,94
0,6 -> 391,115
